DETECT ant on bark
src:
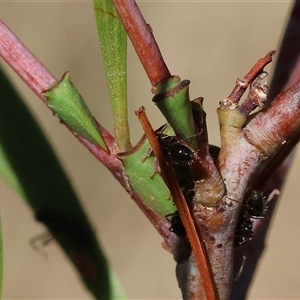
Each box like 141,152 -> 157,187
156,124 -> 269,244
154,125 -> 196,237
165,211 -> 187,238
234,190 -> 276,281
234,190 -> 268,246
154,125 -> 223,238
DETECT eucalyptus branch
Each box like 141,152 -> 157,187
0,17 -> 179,249
136,107 -> 219,300
244,80 -> 300,157
110,1 -> 300,299
0,19 -> 170,245
1,1 -> 300,299
0,20 -> 55,103
227,51 -> 275,105
0,21 -> 115,170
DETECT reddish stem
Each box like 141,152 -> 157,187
0,19 -> 171,245
112,0 -> 171,86
136,106 -> 219,300
0,20 -> 115,164
244,79 -> 300,158
238,72 -> 268,116
0,20 -> 55,104
227,51 -> 275,104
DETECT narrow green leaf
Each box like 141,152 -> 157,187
0,67 -> 111,299
0,143 -> 24,197
0,215 -> 3,299
43,72 -> 108,152
110,269 -> 128,300
93,0 -> 131,151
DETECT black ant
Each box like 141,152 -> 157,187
234,189 -> 279,280
156,131 -> 195,167
234,190 -> 268,246
155,124 -> 221,168
155,126 -> 196,237
234,209 -> 254,246
166,211 -> 187,238
155,125 -> 223,238
246,190 -> 268,219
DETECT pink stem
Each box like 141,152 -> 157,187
0,19 -> 172,244
0,20 -> 55,104
0,20 -> 115,165
227,51 -> 275,105
112,0 -> 171,86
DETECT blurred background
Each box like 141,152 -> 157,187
0,1 -> 299,299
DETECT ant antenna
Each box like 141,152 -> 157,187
234,250 -> 247,281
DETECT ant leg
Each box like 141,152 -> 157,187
30,231 -> 53,259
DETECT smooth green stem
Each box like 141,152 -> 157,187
93,0 -> 131,151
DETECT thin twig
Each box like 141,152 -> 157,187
0,20 -> 115,168
136,106 -> 219,300
0,19 -> 172,251
0,20 -> 55,103
238,72 -> 268,116
112,0 -> 171,86
227,51 -> 275,104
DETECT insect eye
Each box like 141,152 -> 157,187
169,144 -> 194,166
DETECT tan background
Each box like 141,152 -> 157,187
0,1 -> 299,299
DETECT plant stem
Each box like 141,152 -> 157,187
244,79 -> 300,157
227,51 -> 275,105
0,20 -> 55,103
136,106 -> 219,300
93,0 -> 131,152
112,0 -> 171,86
0,19 -> 176,253
0,20 -> 115,168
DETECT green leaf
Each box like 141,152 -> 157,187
93,0 -> 131,151
118,132 -> 176,217
153,77 -> 197,150
43,72 -> 108,152
0,67 -> 112,299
